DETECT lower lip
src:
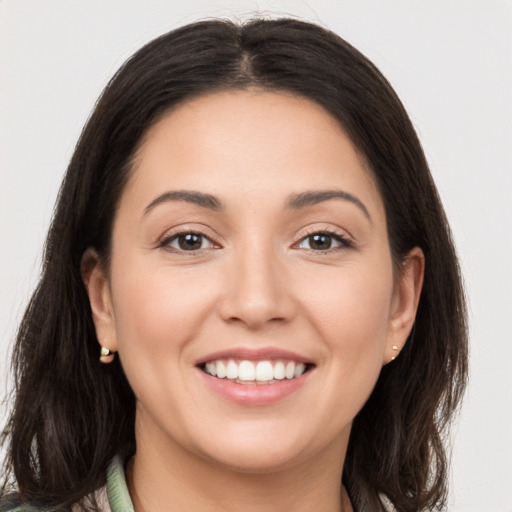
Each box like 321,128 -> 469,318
198,369 -> 311,405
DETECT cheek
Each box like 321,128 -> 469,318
107,256 -> 223,437
298,258 -> 394,396
109,255 -> 219,370
301,260 -> 393,343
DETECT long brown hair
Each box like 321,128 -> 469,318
1,18 -> 468,511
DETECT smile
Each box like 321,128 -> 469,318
196,348 -> 315,404
202,359 -> 309,384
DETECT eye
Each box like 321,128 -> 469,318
296,232 -> 350,251
163,232 -> 215,252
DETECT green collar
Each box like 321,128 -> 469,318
106,456 -> 134,512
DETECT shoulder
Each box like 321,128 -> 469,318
0,495 -> 45,512
0,502 -> 47,512
0,456 -> 131,512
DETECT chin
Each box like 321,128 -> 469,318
191,424 -> 326,475
204,445 -> 306,474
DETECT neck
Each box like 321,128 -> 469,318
127,422 -> 353,512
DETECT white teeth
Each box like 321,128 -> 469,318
295,363 -> 306,378
256,361 -> 274,381
216,360 -> 227,379
205,362 -> 217,376
204,359 -> 309,382
239,360 -> 256,381
285,361 -> 295,379
226,360 -> 239,379
273,361 -> 285,380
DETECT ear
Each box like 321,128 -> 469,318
81,248 -> 118,356
383,247 -> 425,364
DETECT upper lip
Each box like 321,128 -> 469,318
195,347 -> 314,366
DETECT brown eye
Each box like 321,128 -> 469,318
296,232 -> 350,251
308,234 -> 333,250
178,233 -> 203,250
166,232 -> 212,252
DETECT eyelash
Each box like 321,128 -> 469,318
159,231 -> 218,254
293,229 -> 353,253
159,229 -> 353,254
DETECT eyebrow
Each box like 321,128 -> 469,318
143,190 -> 224,215
143,188 -> 371,221
286,190 -> 371,221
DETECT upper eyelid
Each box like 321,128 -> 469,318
294,225 -> 353,242
291,227 -> 354,251
160,231 -> 218,248
157,224 -> 222,245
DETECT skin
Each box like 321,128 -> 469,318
83,90 -> 424,512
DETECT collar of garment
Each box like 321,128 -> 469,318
105,455 -> 134,512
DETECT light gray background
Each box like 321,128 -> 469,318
1,1 -> 511,510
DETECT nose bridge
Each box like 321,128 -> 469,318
220,232 -> 293,328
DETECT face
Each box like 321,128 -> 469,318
85,90 -> 422,473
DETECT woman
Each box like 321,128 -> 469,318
0,18 -> 467,512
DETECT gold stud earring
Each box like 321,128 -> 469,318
99,341 -> 115,363
390,345 -> 400,361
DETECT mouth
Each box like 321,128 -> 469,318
199,358 -> 315,385
195,347 -> 315,404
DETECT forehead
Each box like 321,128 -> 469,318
124,89 -> 384,219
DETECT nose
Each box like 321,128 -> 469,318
218,244 -> 296,330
